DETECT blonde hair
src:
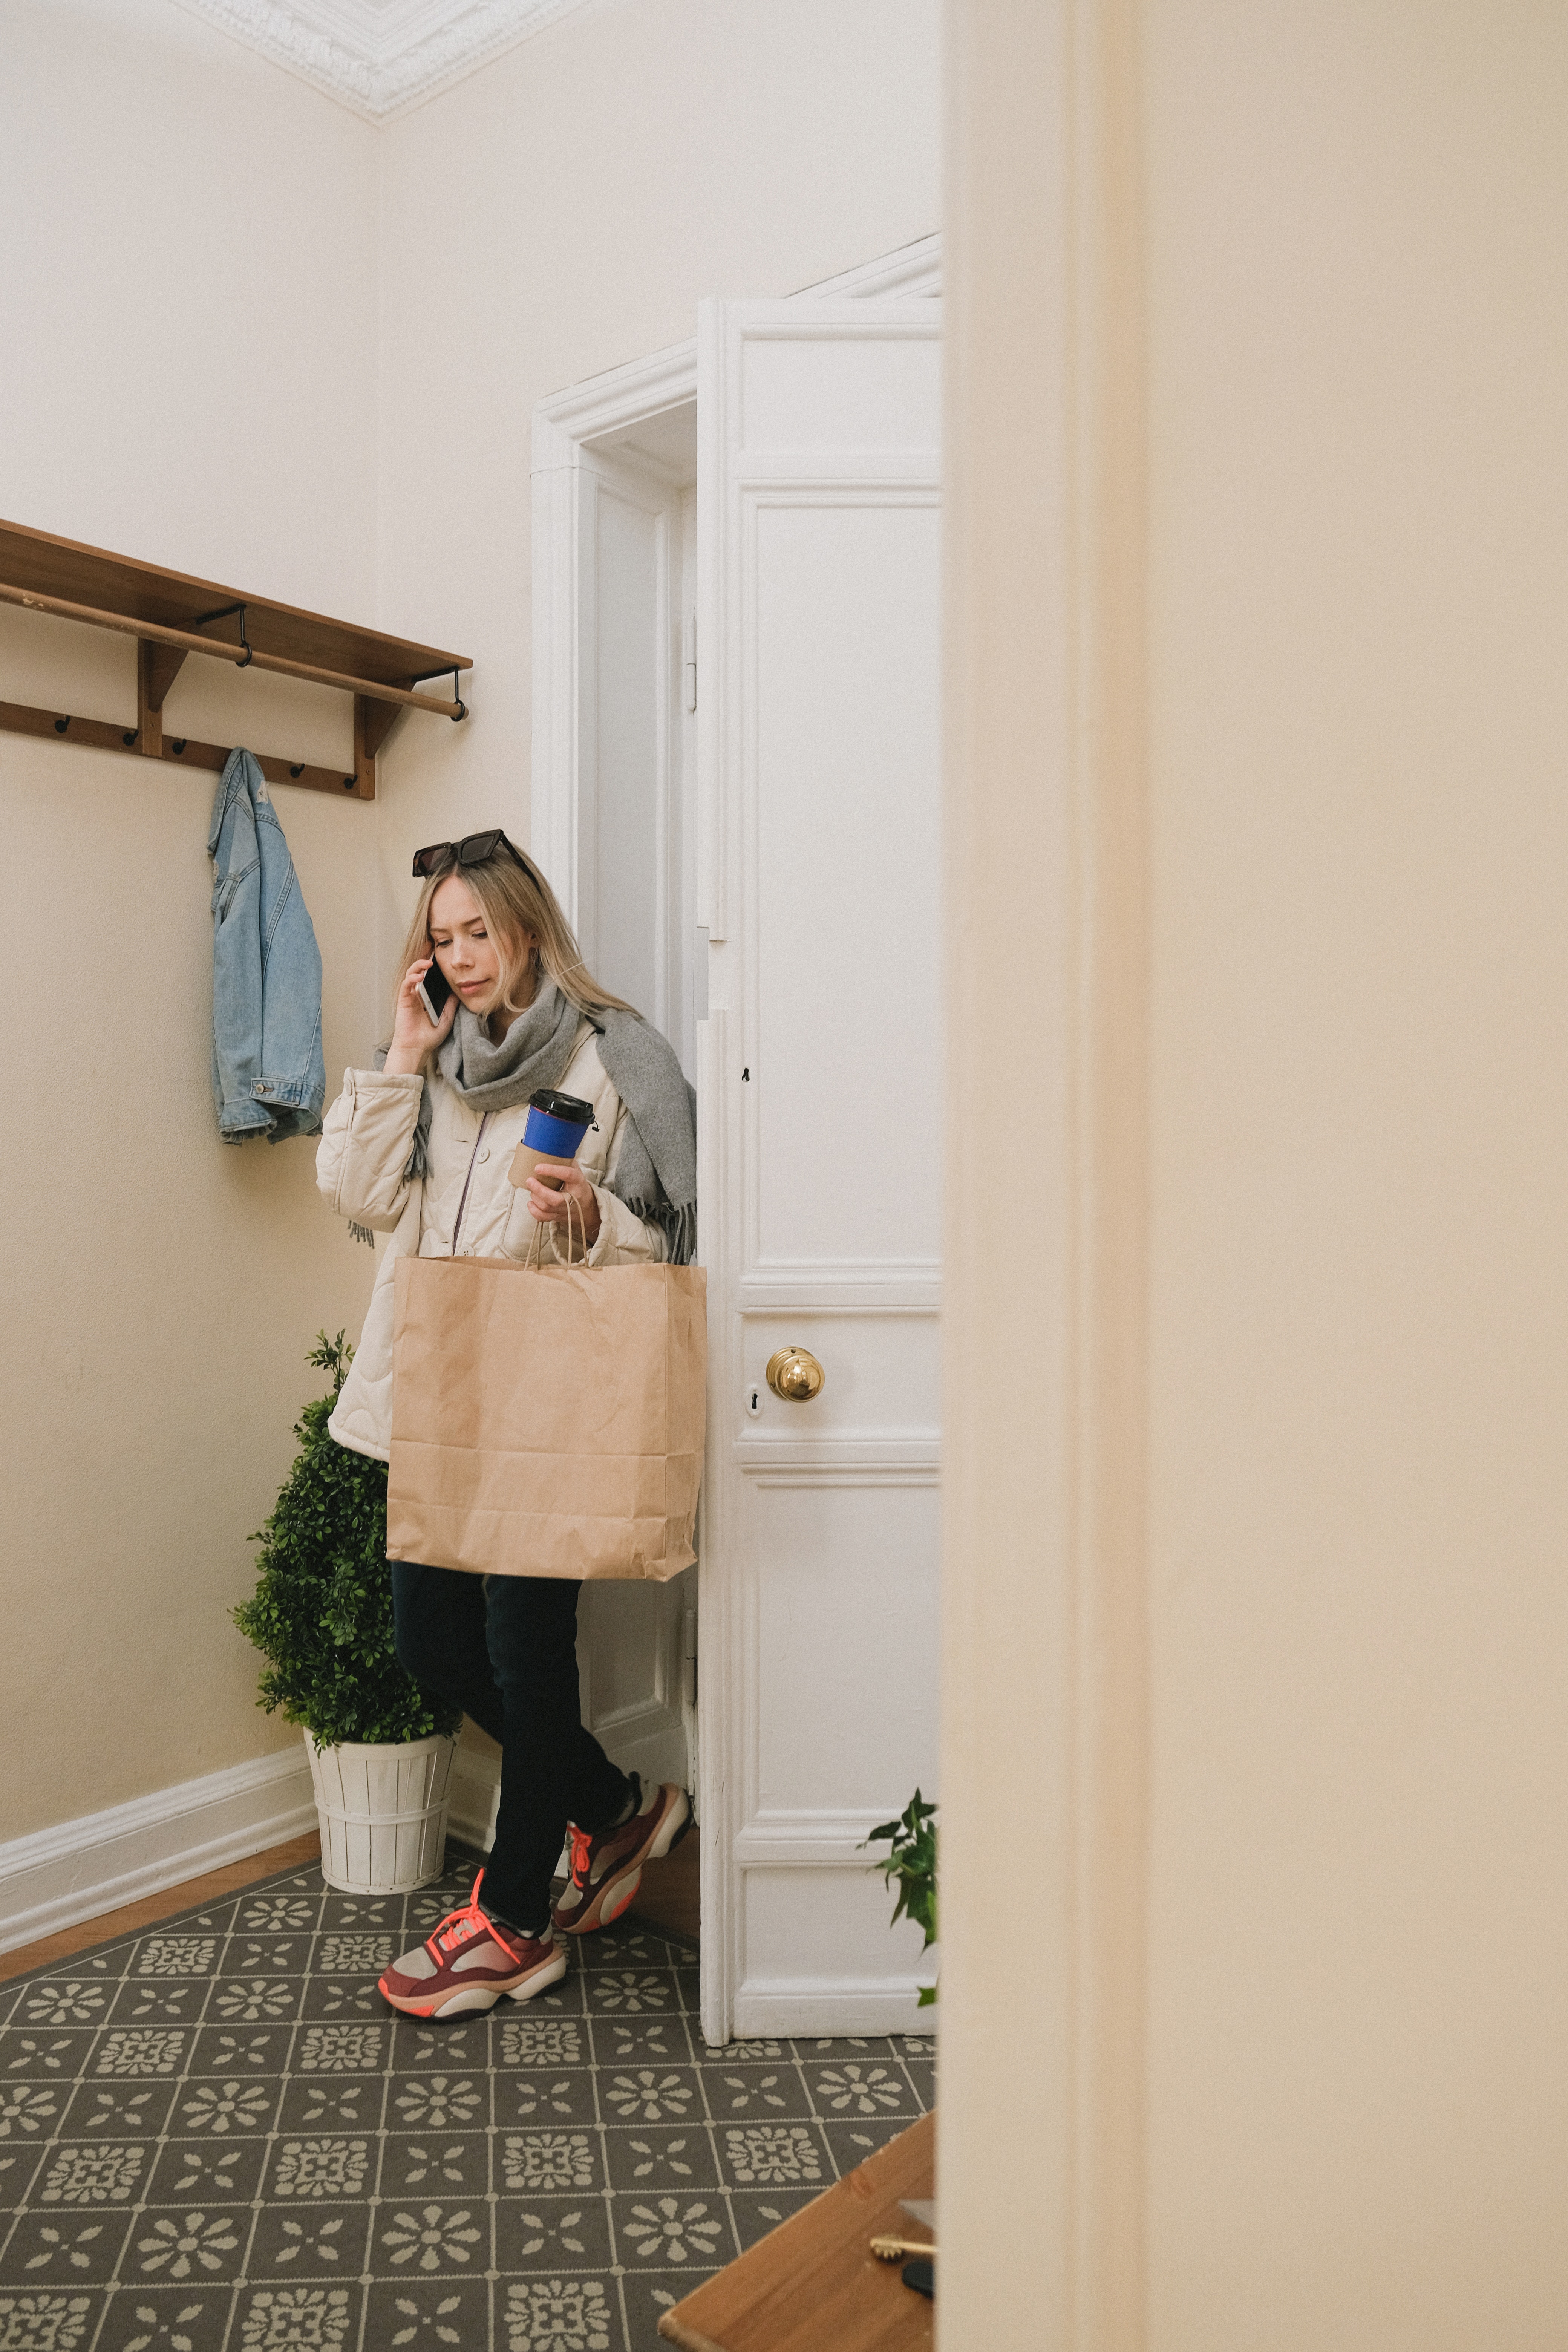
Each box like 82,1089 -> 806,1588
397,844 -> 638,1030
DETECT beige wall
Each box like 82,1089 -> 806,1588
940,0 -> 1149,2339
942,0 -> 1568,2345
0,0 -> 382,1834
1144,2 -> 1568,2340
0,0 -> 939,1842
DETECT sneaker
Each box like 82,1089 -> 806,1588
378,1870 -> 567,2018
552,1777 -> 692,1938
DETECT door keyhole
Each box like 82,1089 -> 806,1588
746,1385 -> 762,1418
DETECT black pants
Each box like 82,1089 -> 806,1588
390,1563 -> 632,1933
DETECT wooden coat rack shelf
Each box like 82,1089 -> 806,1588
0,519 -> 472,801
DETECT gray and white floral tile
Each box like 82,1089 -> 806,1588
363,2277 -> 487,2349
146,2142 -> 269,2210
2,2034 -> 98,2082
586,2017 -> 690,2070
819,2114 -> 920,2174
713,2120 -> 832,2190
93,2286 -> 232,2350
0,2288 -> 104,2350
602,2129 -> 720,2193
493,2195 -> 613,2274
497,2133 -> 601,2197
492,2073 -> 594,2129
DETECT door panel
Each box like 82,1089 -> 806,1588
750,1479 -> 939,1818
753,500 -> 942,1278
737,329 -> 941,455
698,299 -> 942,2039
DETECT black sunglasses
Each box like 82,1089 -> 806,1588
412,829 -> 537,882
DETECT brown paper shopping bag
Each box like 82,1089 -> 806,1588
386,1249 -> 707,1581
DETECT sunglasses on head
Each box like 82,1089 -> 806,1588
412,829 -> 537,882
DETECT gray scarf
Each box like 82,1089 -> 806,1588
384,980 -> 697,1262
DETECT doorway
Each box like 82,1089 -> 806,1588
567,402 -> 700,1846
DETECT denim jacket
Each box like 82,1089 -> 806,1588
208,750 -> 325,1142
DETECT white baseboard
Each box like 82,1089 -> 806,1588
0,1747 -> 317,1958
733,1981 -> 939,2038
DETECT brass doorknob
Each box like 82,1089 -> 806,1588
765,1345 -> 825,1403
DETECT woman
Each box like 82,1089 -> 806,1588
316,828 -> 695,2019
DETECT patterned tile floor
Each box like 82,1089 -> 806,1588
0,1848 -> 934,2352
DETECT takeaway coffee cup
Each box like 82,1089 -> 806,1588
524,1089 -> 596,1158
508,1089 -> 597,1190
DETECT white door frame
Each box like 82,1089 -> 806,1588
530,235 -> 941,2043
530,234 -> 940,914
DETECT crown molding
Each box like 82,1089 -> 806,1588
170,0 -> 596,122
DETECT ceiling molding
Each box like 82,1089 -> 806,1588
171,0 -> 596,122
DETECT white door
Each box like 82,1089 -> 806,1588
695,299 -> 943,2040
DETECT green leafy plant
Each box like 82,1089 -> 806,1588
863,1788 -> 938,2007
233,1332 -> 460,1750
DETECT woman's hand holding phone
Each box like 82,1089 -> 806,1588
384,958 -> 457,1075
527,1158 -> 602,1251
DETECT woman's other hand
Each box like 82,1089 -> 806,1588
527,1159 -> 602,1251
384,959 -> 456,1075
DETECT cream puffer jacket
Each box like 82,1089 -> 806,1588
316,1020 -> 669,1461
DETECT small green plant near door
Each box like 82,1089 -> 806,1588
864,1789 -> 938,2007
234,1332 -> 460,1749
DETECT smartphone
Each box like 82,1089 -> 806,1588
416,961 -> 453,1027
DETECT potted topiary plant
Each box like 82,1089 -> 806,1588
234,1332 -> 462,1894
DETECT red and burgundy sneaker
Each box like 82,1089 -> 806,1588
378,1871 -> 567,2018
551,1778 -> 691,1938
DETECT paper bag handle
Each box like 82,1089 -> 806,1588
522,1188 -> 586,1272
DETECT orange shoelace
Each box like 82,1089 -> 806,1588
567,1825 -> 594,1885
429,1872 -> 492,1960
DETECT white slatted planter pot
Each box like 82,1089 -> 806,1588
305,1732 -> 457,1893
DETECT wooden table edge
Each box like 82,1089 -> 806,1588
656,2110 -> 936,2352
657,2321 -> 732,2352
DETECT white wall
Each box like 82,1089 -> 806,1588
0,0 -> 382,1836
370,0 -> 940,924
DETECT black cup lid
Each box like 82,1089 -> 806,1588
529,1089 -> 595,1124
